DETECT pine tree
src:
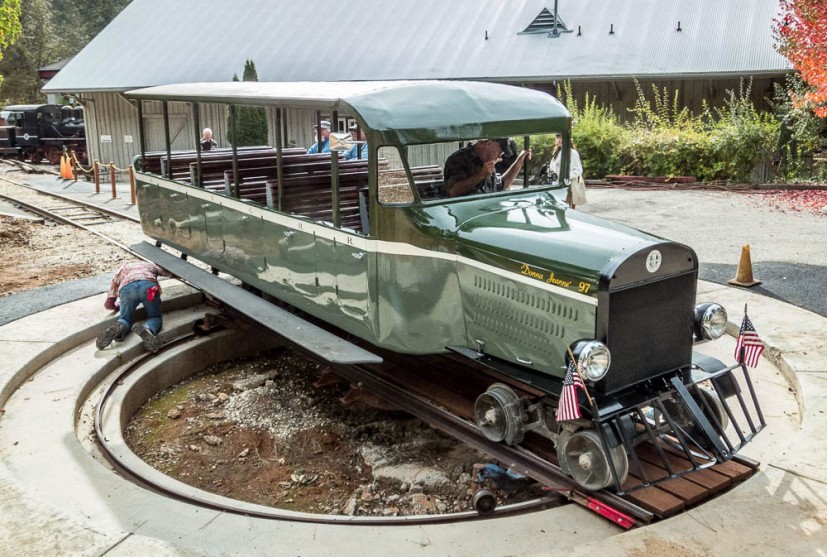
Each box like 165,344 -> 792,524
227,60 -> 268,147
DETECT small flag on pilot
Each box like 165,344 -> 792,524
556,359 -> 585,421
735,311 -> 764,368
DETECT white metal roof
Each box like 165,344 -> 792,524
44,0 -> 790,93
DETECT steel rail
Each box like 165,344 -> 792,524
0,191 -> 138,255
331,359 -> 651,526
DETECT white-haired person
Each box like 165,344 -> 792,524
307,120 -> 332,154
200,128 -> 217,151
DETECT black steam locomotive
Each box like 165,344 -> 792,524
0,104 -> 87,165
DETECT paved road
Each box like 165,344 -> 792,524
579,185 -> 827,317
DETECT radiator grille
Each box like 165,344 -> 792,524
600,273 -> 696,394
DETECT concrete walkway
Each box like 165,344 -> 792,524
0,280 -> 825,556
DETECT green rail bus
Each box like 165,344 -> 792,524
126,81 -> 763,492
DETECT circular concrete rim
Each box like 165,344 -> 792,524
93,327 -> 559,524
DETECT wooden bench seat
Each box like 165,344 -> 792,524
141,146 -> 278,178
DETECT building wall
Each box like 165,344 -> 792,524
77,93 -> 332,168
79,76 -> 786,169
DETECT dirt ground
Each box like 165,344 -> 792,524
124,348 -> 543,516
0,215 -> 131,296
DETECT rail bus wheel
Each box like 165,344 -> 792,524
557,429 -> 629,491
658,386 -> 729,432
695,386 -> 729,430
472,489 -> 497,514
474,384 -> 525,446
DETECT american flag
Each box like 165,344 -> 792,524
735,312 -> 764,368
556,359 -> 585,421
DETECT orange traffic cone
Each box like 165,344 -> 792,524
60,153 -> 73,179
728,244 -> 761,287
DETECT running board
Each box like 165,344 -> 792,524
130,241 -> 382,365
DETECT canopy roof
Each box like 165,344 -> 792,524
125,81 -> 571,145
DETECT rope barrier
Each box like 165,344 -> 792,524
109,162 -> 133,173
69,152 -> 94,174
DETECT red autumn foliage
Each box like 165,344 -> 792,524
749,188 -> 827,214
775,0 -> 827,117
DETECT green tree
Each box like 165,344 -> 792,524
0,0 -> 55,104
227,60 -> 268,147
0,0 -> 131,105
0,0 -> 22,88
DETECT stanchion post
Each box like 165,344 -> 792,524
129,165 -> 136,205
110,162 -> 117,198
93,161 -> 101,193
71,154 -> 78,182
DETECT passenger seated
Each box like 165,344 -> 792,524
443,139 -> 531,197
307,120 -> 331,154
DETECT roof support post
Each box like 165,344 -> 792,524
523,135 -> 530,188
229,104 -> 239,198
331,109 -> 340,228
192,102 -> 202,187
275,107 -> 284,210
136,100 -> 146,171
561,127 -> 571,187
162,101 -> 171,179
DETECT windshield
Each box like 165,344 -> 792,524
377,134 -> 562,205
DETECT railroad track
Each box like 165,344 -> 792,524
332,349 -> 757,527
0,188 -> 138,244
0,178 -> 156,272
92,328 -> 566,526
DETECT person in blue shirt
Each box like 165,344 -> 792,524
306,120 -> 331,154
343,122 -> 368,160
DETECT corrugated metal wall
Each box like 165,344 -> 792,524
78,93 -> 328,168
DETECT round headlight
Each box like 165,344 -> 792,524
576,341 -> 611,381
694,303 -> 727,340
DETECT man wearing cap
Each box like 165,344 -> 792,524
344,122 -> 368,160
443,138 -> 531,197
307,120 -> 332,154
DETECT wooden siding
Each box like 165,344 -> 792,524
527,76 -> 783,122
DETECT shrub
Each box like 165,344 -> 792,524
557,82 -> 626,179
551,79 -> 783,184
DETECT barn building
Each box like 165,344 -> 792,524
43,0 -> 790,169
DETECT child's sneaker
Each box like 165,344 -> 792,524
131,323 -> 162,353
96,322 -> 126,350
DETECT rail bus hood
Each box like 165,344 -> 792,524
452,195 -> 680,289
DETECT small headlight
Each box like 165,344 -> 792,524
574,340 -> 611,381
694,303 -> 727,340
